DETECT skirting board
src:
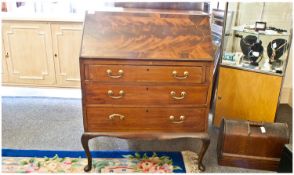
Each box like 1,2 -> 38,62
280,87 -> 292,107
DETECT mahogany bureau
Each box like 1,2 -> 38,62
80,9 -> 214,172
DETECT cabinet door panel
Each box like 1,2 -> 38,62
2,40 -> 9,83
213,67 -> 282,127
2,22 -> 56,85
51,23 -> 82,87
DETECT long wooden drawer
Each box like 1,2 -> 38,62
86,64 -> 206,84
84,82 -> 208,106
85,107 -> 206,132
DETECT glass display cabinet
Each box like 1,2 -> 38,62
213,2 -> 292,127
222,24 -> 291,75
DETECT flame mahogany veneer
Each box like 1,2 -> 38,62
79,9 -> 214,172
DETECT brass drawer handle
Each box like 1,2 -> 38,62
106,69 -> 124,78
109,114 -> 125,120
107,90 -> 124,99
170,91 -> 186,100
169,115 -> 185,124
172,71 -> 189,79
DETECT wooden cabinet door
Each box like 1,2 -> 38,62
2,39 -> 9,83
213,66 -> 282,127
2,22 -> 56,85
51,23 -> 83,87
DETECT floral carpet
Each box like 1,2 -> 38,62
2,149 -> 200,173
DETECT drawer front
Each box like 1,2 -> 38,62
85,107 -> 206,132
85,83 -> 208,106
86,65 -> 205,83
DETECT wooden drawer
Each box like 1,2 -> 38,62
85,107 -> 206,132
84,82 -> 208,106
86,64 -> 206,84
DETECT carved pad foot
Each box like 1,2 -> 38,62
84,165 -> 92,172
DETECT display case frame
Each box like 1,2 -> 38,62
213,2 -> 293,127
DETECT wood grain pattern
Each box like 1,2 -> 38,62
217,119 -> 289,171
86,106 -> 206,132
85,82 -> 209,106
87,64 -> 206,84
81,10 -> 213,60
213,66 -> 282,127
80,9 -> 214,172
218,153 -> 280,171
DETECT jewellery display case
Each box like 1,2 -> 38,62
213,2 -> 292,127
222,25 -> 291,75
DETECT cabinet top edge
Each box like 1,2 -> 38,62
79,56 -> 214,62
85,8 -> 210,16
2,13 -> 84,22
220,64 -> 284,77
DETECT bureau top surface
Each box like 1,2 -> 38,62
80,8 -> 214,61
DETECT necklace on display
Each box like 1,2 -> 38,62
267,39 -> 288,62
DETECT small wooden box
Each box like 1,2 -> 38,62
217,119 -> 289,171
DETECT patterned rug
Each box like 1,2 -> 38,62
2,149 -> 200,173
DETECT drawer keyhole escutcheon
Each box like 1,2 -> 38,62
172,70 -> 189,79
106,69 -> 124,78
170,91 -> 186,100
108,90 -> 125,99
169,115 -> 185,123
109,114 -> 125,120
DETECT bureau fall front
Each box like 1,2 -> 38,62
79,8 -> 214,172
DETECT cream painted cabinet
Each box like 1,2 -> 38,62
2,40 -> 9,83
51,23 -> 82,87
2,21 -> 83,87
2,22 -> 56,85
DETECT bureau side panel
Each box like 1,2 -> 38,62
204,63 -> 214,131
79,59 -> 88,131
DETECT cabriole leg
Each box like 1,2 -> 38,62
81,133 -> 95,172
198,137 -> 210,172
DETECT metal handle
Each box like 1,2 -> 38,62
170,91 -> 186,100
107,90 -> 124,99
247,121 -> 264,136
109,114 -> 125,120
169,115 -> 185,124
249,121 -> 264,127
172,71 -> 189,79
5,52 -> 9,58
106,69 -> 124,78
